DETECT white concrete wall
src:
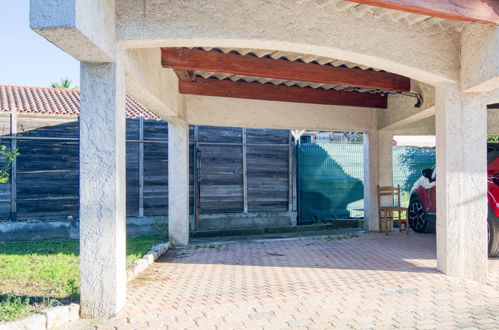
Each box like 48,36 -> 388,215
378,131 -> 394,186
30,0 -> 116,62
391,116 -> 436,136
489,108 -> 499,135
382,109 -> 498,136
362,130 -> 395,233
378,81 -> 435,130
123,50 -> 181,118
435,83 -> 488,283
363,130 -> 379,232
461,25 -> 499,93
116,0 -> 460,84
184,95 -> 377,131
168,120 -> 190,246
79,58 -> 127,317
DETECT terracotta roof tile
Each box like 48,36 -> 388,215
0,85 -> 160,119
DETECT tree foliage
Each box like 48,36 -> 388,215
0,145 -> 19,183
50,78 -> 78,90
395,146 -> 436,192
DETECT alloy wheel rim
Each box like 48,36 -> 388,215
409,201 -> 425,231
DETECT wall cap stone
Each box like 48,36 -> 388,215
127,242 -> 171,282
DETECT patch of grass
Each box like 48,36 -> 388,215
0,239 -> 79,299
0,294 -> 60,322
125,236 -> 163,265
0,235 -> 162,322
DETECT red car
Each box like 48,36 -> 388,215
408,142 -> 499,256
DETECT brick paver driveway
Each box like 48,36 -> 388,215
94,233 -> 499,329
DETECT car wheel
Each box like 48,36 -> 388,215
488,206 -> 499,257
408,195 -> 433,233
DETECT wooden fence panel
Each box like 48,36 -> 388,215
17,118 -> 79,138
143,141 -> 168,216
126,118 -> 140,140
126,142 -> 139,216
198,144 -> 244,213
16,139 -> 79,220
246,129 -> 290,212
198,126 -> 242,143
144,119 -> 168,140
0,116 -> 292,223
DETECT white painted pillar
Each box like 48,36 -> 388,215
435,82 -> 488,282
363,130 -> 379,232
168,119 -> 190,246
79,59 -> 126,317
378,131 -> 393,188
378,131 -> 394,231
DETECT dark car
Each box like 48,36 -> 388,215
408,142 -> 499,256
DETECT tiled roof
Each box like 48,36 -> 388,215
0,85 -> 160,119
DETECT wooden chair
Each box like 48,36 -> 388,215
377,185 -> 409,235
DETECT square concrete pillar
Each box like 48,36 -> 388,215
363,131 -> 379,232
168,119 -> 190,246
378,131 -> 393,188
378,131 -> 394,230
435,82 -> 488,282
79,59 -> 127,317
364,130 -> 394,232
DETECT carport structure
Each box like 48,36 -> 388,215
30,0 -> 499,318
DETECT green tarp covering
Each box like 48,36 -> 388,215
297,143 -> 435,224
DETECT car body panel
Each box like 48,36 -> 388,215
411,167 -> 436,213
411,143 -> 499,217
488,154 -> 499,217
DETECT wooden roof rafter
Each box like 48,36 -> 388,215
162,47 -> 410,92
179,78 -> 388,109
161,47 -> 413,109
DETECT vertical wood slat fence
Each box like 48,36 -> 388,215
0,113 -> 293,230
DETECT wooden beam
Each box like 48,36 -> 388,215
345,0 -> 499,25
179,78 -> 388,108
488,103 -> 499,109
174,69 -> 196,82
162,48 -> 410,92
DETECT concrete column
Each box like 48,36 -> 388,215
168,119 -> 190,246
378,131 -> 394,231
363,130 -> 379,232
435,82 -> 488,282
378,131 -> 393,188
79,59 -> 126,317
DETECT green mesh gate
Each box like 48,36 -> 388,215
297,143 -> 364,224
297,143 -> 436,224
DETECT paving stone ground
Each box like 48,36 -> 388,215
88,232 -> 499,329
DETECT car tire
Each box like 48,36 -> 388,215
488,206 -> 499,257
408,195 -> 434,233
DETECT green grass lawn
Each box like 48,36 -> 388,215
0,236 -> 162,322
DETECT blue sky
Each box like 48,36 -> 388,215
0,1 -> 80,88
